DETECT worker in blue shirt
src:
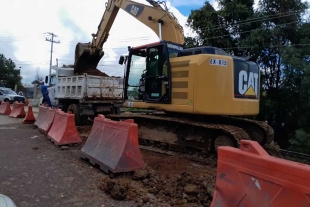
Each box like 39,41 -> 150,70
40,85 -> 52,107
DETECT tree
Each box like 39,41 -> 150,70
0,54 -> 22,90
183,0 -> 310,150
185,2 -> 232,50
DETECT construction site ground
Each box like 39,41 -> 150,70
1,106 -> 308,207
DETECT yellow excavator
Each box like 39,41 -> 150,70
74,0 -> 275,155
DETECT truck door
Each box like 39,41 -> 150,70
144,44 -> 171,103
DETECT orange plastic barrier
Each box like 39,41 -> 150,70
23,105 -> 36,124
34,105 -> 48,127
0,101 -> 11,115
24,99 -> 29,106
81,115 -> 145,174
37,107 -> 56,134
47,109 -> 82,146
210,140 -> 310,207
9,101 -> 25,118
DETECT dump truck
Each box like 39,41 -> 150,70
72,0 -> 275,155
41,65 -> 123,125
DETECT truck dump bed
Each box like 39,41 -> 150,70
55,74 -> 123,100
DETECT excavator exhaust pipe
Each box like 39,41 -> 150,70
74,43 -> 104,74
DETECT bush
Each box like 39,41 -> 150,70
288,129 -> 310,154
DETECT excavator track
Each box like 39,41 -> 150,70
106,113 -> 254,156
181,115 -> 275,145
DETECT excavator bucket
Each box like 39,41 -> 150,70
74,42 -> 104,74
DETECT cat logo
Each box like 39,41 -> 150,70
237,71 -> 259,99
125,4 -> 144,17
130,5 -> 139,16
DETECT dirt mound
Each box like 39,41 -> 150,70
97,150 -> 217,207
76,125 -> 218,206
75,68 -> 109,77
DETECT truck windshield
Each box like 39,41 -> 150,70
50,75 -> 57,85
1,89 -> 17,95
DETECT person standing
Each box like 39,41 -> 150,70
40,85 -> 52,107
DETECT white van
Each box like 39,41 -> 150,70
0,87 -> 25,104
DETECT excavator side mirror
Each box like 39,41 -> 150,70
119,56 -> 125,65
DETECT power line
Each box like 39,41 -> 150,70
45,32 -> 60,86
203,20 -> 301,40
202,11 -> 306,32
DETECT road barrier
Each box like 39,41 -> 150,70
9,101 -> 25,118
0,101 -> 11,115
37,107 -> 56,134
47,109 -> 82,146
34,105 -> 48,127
23,105 -> 36,124
210,140 -> 310,207
81,115 -> 145,174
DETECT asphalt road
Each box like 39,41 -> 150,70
0,114 -> 135,207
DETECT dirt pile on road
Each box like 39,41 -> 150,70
98,150 -> 217,207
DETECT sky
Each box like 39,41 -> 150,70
0,0 -> 209,84
0,0 -> 308,85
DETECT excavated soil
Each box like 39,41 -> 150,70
77,126 -> 218,207
76,68 -> 109,77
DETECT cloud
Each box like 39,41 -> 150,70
0,0 -> 195,81
167,0 -> 205,7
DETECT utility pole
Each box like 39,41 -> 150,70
45,32 -> 60,86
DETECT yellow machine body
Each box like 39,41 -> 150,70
124,54 -> 260,116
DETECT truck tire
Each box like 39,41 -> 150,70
4,98 -> 9,103
67,104 -> 83,126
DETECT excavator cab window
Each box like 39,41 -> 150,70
144,43 -> 170,103
125,49 -> 147,100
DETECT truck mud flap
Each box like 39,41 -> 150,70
81,115 -> 145,174
211,140 -> 310,207
9,101 -> 25,118
47,110 -> 82,146
0,101 -> 11,115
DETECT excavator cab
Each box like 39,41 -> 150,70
121,40 -> 183,104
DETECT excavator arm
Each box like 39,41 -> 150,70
74,0 -> 185,74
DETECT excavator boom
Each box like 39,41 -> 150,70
74,0 -> 184,74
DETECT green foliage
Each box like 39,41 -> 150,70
0,54 -> 22,90
289,129 -> 310,154
184,0 -> 310,150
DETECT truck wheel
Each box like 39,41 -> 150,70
4,98 -> 9,103
67,104 -> 83,126
110,107 -> 121,114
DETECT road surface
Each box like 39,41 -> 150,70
0,113 -> 135,207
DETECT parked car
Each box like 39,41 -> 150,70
0,87 -> 25,104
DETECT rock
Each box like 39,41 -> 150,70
60,146 -> 69,150
110,185 -> 127,200
184,184 -> 198,195
142,195 -> 149,203
133,169 -> 149,181
187,195 -> 198,203
175,199 -> 187,205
